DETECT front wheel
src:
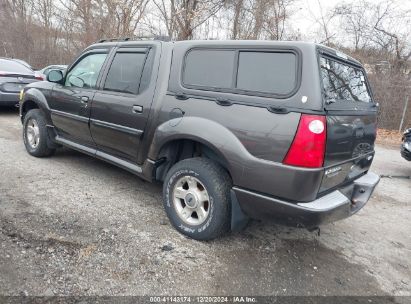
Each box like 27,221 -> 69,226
163,158 -> 232,240
23,109 -> 55,157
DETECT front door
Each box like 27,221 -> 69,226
49,51 -> 109,147
90,47 -> 156,163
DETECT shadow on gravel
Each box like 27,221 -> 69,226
0,106 -> 19,115
213,227 -> 388,296
51,148 -> 139,178
0,198 -> 393,297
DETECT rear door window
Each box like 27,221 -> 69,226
237,52 -> 297,95
183,49 -> 235,89
139,50 -> 154,93
104,52 -> 147,95
320,56 -> 371,103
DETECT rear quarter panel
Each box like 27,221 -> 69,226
166,41 -> 325,163
145,41 -> 327,202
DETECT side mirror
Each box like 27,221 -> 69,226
47,69 -> 64,83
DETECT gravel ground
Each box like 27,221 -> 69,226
0,107 -> 410,298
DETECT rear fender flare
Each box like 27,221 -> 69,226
148,117 -> 253,184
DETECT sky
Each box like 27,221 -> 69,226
293,0 -> 341,33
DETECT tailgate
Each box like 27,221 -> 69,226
318,52 -> 377,193
320,111 -> 377,192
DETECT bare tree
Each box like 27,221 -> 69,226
227,0 -> 296,40
371,1 -> 411,73
334,0 -> 373,51
104,0 -> 150,37
153,0 -> 225,40
335,0 -> 411,130
264,0 -> 296,40
230,0 -> 244,39
32,0 -> 59,65
308,0 -> 337,46
0,0 -> 35,61
59,0 -> 106,47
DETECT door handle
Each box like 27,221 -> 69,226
132,105 -> 143,113
79,96 -> 89,103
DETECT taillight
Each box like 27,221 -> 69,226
283,114 -> 327,168
35,74 -> 44,80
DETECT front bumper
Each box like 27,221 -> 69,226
234,172 -> 380,228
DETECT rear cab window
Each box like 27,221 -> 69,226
319,55 -> 373,106
182,48 -> 299,98
237,52 -> 297,95
183,50 -> 235,89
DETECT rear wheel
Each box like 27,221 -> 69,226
163,158 -> 232,240
23,109 -> 55,157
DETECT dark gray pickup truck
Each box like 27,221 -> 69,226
19,39 -> 380,240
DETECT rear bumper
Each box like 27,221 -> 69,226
0,91 -> 19,106
234,172 -> 380,228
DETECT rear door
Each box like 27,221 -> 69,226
90,46 -> 157,163
319,51 -> 377,191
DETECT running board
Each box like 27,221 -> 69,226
54,136 -> 143,175
95,150 -> 142,174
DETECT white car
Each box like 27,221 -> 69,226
36,65 -> 67,80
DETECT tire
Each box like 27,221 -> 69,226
163,157 -> 232,241
23,109 -> 55,157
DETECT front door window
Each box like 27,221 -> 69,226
65,53 -> 107,89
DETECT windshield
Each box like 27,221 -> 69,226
320,56 -> 371,103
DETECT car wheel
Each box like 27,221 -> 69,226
23,109 -> 55,157
163,157 -> 232,241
